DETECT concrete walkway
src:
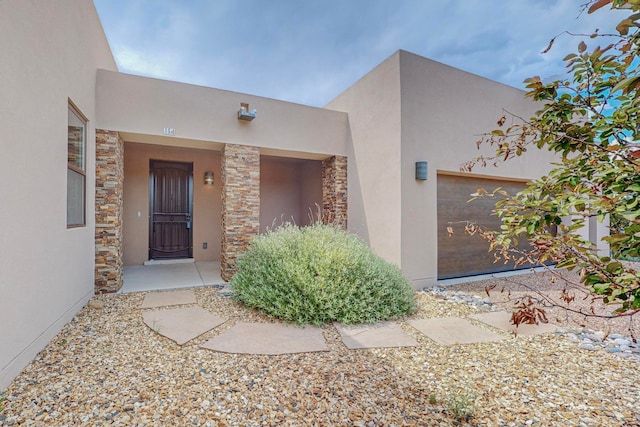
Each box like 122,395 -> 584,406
140,288 -> 557,354
122,261 -> 225,293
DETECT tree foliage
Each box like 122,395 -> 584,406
462,0 -> 640,315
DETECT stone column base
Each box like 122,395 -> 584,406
322,155 -> 347,228
221,144 -> 260,281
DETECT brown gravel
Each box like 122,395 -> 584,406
1,287 -> 639,426
447,266 -> 640,339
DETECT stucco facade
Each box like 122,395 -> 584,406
1,1 -> 607,389
326,51 -> 560,287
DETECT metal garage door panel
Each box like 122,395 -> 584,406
437,174 -> 528,279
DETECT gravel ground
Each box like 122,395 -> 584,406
447,266 -> 640,339
1,286 -> 639,426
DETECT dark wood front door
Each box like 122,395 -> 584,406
149,160 -> 193,260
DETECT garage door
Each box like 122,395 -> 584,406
437,173 -> 529,279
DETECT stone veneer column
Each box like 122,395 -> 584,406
322,155 -> 348,229
95,129 -> 124,293
221,144 -> 260,281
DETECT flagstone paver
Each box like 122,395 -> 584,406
140,289 -> 197,308
201,322 -> 329,355
142,306 -> 227,345
138,288 -> 555,352
334,321 -> 418,349
408,317 -> 507,346
470,311 -> 558,336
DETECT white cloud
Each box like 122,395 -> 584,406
113,46 -> 174,80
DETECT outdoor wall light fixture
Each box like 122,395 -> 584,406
238,102 -> 257,121
415,161 -> 428,180
204,171 -> 214,185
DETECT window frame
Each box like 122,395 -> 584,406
67,100 -> 88,228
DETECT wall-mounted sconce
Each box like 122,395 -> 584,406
204,171 -> 214,185
238,102 -> 257,121
415,161 -> 428,180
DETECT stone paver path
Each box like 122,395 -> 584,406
140,288 -> 558,353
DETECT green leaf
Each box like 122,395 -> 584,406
556,259 -> 577,270
606,261 -> 623,274
612,75 -> 640,94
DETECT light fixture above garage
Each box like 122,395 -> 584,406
238,102 -> 257,121
204,171 -> 214,185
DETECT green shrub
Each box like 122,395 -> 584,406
230,222 -> 416,326
445,388 -> 477,422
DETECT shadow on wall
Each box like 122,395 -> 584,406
260,155 -> 323,232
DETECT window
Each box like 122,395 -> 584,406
67,102 -> 87,227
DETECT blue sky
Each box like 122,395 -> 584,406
93,0 -> 624,107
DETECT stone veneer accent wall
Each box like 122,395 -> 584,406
322,155 -> 348,228
221,144 -> 260,281
95,129 -> 124,293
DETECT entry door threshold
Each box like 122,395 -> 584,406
144,258 -> 195,266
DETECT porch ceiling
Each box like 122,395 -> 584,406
259,147 -> 332,161
118,131 -> 333,161
119,131 -> 224,151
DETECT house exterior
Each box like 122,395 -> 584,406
0,0 -> 609,389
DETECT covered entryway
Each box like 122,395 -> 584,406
94,131 -> 348,292
149,160 -> 193,260
93,69 -> 349,294
437,172 -> 529,279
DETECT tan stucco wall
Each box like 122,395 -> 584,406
260,156 -> 322,231
123,142 -> 221,266
325,52 -> 403,265
0,0 -> 117,388
398,51 -> 558,286
96,70 -> 349,159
